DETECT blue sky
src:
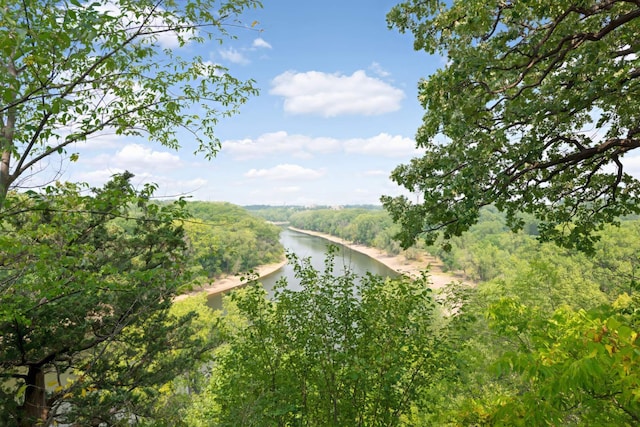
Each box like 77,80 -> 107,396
58,0 -> 443,206
48,0 -> 640,207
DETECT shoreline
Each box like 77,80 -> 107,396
288,226 -> 470,289
175,226 -> 471,302
174,258 -> 287,302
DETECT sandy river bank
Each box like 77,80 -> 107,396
173,259 -> 287,302
175,226 -> 470,301
288,227 -> 470,289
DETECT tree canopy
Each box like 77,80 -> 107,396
183,201 -> 283,278
0,174 -> 208,425
0,0 -> 262,424
0,0 -> 260,208
184,249 -> 455,426
382,0 -> 640,251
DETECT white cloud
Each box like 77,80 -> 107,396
244,164 -> 325,181
253,38 -> 272,49
623,152 -> 640,178
197,60 -> 224,77
74,168 -> 126,184
220,48 -> 250,65
115,144 -> 181,169
85,144 -> 182,171
63,127 -> 126,150
223,132 -> 417,160
223,131 -> 340,160
94,2 -> 194,49
369,62 -> 390,78
270,70 -> 405,117
344,133 -> 419,157
73,168 -> 206,197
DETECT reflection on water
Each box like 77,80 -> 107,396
207,228 -> 398,310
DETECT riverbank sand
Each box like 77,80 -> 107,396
288,227 -> 470,289
173,259 -> 287,302
176,227 -> 470,301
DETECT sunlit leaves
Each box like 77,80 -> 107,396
0,173 -> 204,425
484,295 -> 640,425
384,0 -> 640,251
182,201 -> 283,279
187,249 -> 453,425
0,0 -> 261,207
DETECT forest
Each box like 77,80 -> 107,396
177,206 -> 640,425
1,0 -> 639,425
183,201 -> 283,279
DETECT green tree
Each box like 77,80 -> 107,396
186,249 -> 455,426
0,1 -> 260,424
480,294 -> 640,425
0,174 -> 214,426
383,0 -> 640,251
0,0 -> 260,209
592,220 -> 640,296
182,202 -> 283,278
143,293 -> 222,427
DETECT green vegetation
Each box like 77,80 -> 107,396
289,208 -> 404,255
0,0 -> 260,210
0,175 -> 211,425
183,249 -> 457,426
184,202 -> 283,278
0,183 -> 281,426
2,0 -> 639,425
145,207 -> 639,426
378,1 -> 640,423
246,205 -> 386,223
382,0 -> 640,252
0,0 -> 262,424
244,205 -> 307,222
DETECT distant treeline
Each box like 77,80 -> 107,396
245,204 -> 384,222
184,201 -> 283,278
268,205 -> 640,296
286,208 -> 404,255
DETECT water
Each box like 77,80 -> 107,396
207,228 -> 399,309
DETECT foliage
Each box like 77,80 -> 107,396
141,294 -> 222,427
0,0 -> 266,425
592,221 -> 640,296
185,249 -> 456,426
389,213 -> 640,425
244,205 -> 309,222
478,294 -> 640,426
183,202 -> 283,278
383,0 -> 640,252
0,0 -> 261,207
289,208 -> 404,255
0,173 -> 214,426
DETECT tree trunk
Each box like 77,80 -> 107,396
1,59 -> 17,213
20,365 -> 49,427
0,149 -> 10,211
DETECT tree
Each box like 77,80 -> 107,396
382,0 -> 640,251
0,173 -> 217,425
143,293 -> 222,427
0,1 -> 260,424
479,294 -> 640,425
185,249 -> 455,426
0,0 -> 260,209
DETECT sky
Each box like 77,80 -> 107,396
50,0 -> 440,206
50,1 -> 639,207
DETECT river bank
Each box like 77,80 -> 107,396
174,258 -> 287,302
288,227 -> 470,289
175,226 -> 470,302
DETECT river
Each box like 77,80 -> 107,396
207,227 -> 399,310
